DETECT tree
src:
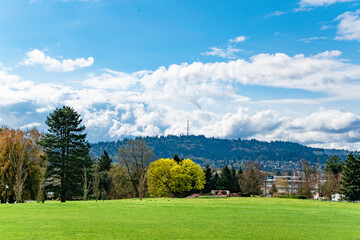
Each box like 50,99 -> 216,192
240,160 -> 262,196
203,165 -> 213,193
326,155 -> 344,175
147,158 -> 205,197
93,162 -> 100,201
231,166 -> 240,193
0,128 -> 43,203
237,167 -> 243,193
341,154 -> 360,201
269,183 -> 278,196
118,139 -> 154,200
173,154 -> 182,164
210,172 -> 220,191
109,164 -> 135,199
274,177 -> 289,195
218,165 -> 232,191
298,159 -> 315,198
41,106 -> 92,202
98,151 -> 112,199
323,155 -> 344,199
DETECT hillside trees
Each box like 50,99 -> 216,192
0,128 -> 43,203
341,154 -> 360,201
41,106 -> 92,202
118,139 -> 154,200
147,158 -> 205,197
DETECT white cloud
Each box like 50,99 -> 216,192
83,69 -> 147,89
21,49 -> 94,72
20,122 -> 42,129
264,11 -> 286,18
229,36 -> 247,43
335,10 -> 360,42
4,48 -> 360,148
298,0 -> 354,9
299,36 -> 328,43
200,107 -> 280,138
201,46 -> 241,59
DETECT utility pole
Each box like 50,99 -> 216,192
317,149 -> 321,198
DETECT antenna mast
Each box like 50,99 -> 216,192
187,119 -> 189,136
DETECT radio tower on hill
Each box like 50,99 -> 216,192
187,119 -> 190,136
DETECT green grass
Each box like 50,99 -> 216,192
1,198 -> 360,239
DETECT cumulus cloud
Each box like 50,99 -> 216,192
133,50 -> 360,101
83,69 -> 147,89
200,107 -> 280,139
4,48 -> 360,148
335,10 -> 360,42
21,49 -> 94,72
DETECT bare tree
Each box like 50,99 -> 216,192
240,160 -> 262,196
0,129 -> 43,203
93,162 -> 100,201
36,156 -> 47,203
299,159 -> 315,198
82,166 -> 92,201
118,139 -> 154,200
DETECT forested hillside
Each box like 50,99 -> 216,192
90,135 -> 336,171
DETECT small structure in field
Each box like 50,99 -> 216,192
211,190 -> 230,197
331,193 -> 345,202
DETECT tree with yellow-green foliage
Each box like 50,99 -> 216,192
147,158 -> 205,197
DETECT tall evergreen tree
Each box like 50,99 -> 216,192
98,151 -> 112,199
325,155 -> 344,176
218,165 -> 232,191
41,106 -> 92,202
230,166 -> 240,193
210,172 -> 220,190
203,165 -> 213,193
341,154 -> 360,201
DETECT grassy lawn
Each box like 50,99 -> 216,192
1,197 -> 360,239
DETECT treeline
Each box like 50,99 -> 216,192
1,106 -> 360,203
90,135 -> 327,169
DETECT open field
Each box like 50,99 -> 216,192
1,198 -> 360,240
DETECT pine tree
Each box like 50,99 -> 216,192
41,106 -> 92,202
210,172 -> 220,190
203,165 -> 213,193
218,165 -> 232,191
341,154 -> 360,201
230,166 -> 240,193
99,151 -> 112,199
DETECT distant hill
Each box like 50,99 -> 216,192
90,135 -> 343,172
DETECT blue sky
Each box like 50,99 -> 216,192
1,0 -> 360,149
